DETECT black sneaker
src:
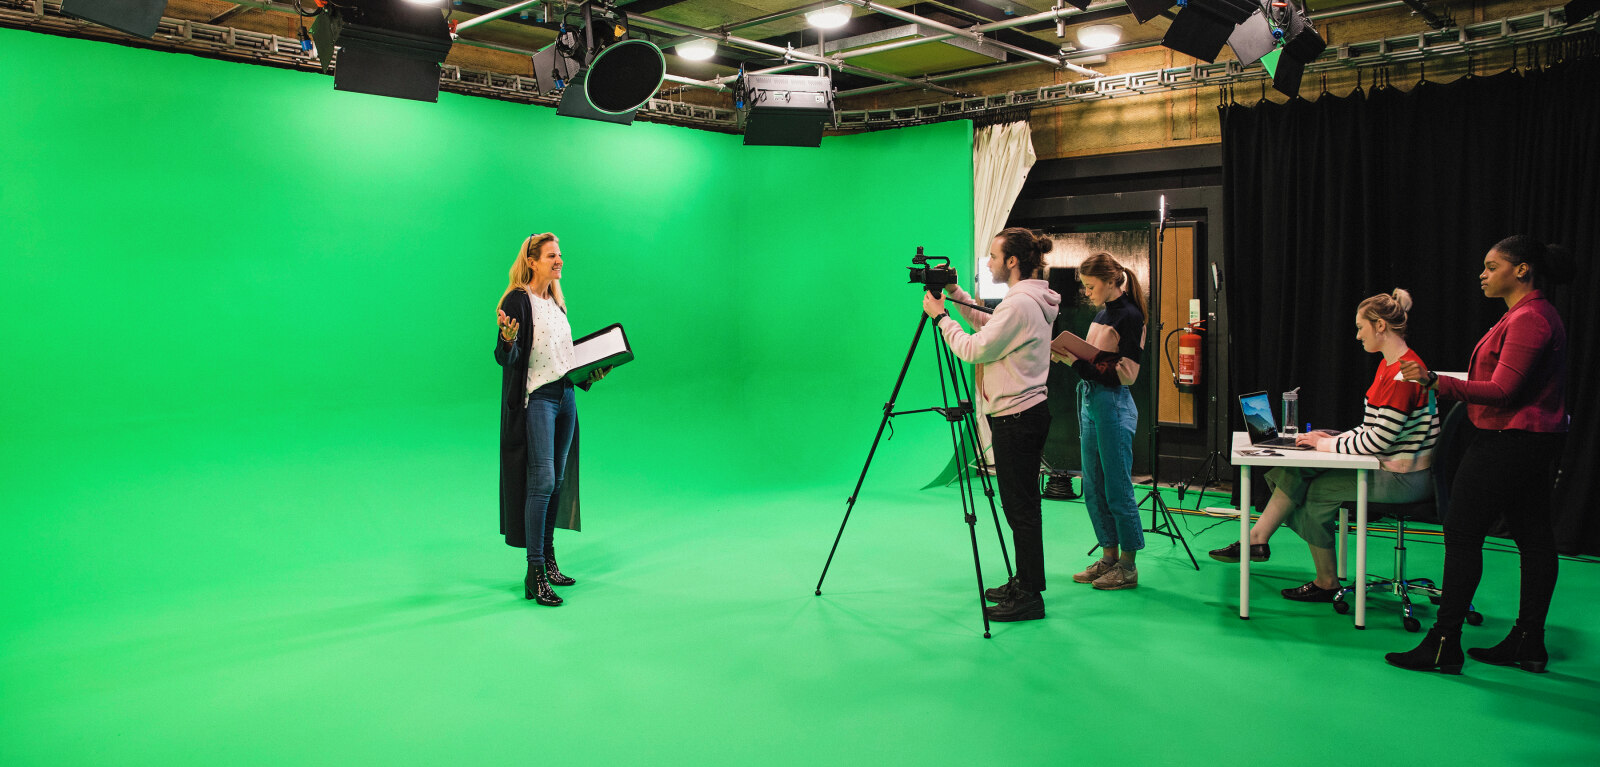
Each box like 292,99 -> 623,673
984,576 -> 1022,603
1208,541 -> 1270,563
1280,581 -> 1340,602
984,591 -> 1045,622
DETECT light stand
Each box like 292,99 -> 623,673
815,258 -> 1014,638
1136,205 -> 1199,569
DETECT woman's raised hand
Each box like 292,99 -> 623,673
1398,359 -> 1429,384
497,309 -> 519,342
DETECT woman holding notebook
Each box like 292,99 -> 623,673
1207,290 -> 1440,604
494,232 -> 607,607
1055,253 -> 1149,591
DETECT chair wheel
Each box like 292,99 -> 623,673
1403,617 -> 1422,632
1466,611 -> 1484,626
1333,600 -> 1352,615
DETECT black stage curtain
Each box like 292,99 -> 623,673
1220,37 -> 1600,555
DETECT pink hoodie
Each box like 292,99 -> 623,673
938,280 -> 1062,416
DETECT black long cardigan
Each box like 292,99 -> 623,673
495,288 -> 582,548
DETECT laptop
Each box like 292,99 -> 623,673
1238,391 -> 1314,450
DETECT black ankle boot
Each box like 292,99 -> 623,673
544,549 -> 576,587
525,563 -> 563,606
1385,628 -> 1463,674
1468,626 -> 1548,673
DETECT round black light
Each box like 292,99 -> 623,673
583,39 -> 666,115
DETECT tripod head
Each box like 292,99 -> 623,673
908,247 -> 958,296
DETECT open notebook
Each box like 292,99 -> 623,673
567,324 -> 633,384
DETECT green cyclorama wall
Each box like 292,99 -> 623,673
0,29 -> 973,492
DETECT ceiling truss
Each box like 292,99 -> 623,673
1,0 -> 1591,133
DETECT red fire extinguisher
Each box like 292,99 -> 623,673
1176,320 -> 1204,392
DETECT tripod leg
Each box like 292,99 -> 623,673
934,328 -> 992,637
943,341 -> 1013,579
1139,486 -> 1200,570
1164,503 -> 1199,570
948,391 -> 993,638
816,315 -> 929,596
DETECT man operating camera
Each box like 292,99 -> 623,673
922,228 -> 1061,622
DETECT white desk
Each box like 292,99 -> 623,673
1230,433 -> 1380,628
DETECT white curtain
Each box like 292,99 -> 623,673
960,121 -> 1037,477
972,121 -> 1037,301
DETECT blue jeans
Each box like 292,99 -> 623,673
1078,381 -> 1143,551
524,379 -> 576,563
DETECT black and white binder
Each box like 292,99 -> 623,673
566,323 -> 633,384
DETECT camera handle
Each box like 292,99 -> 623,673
925,287 -> 995,316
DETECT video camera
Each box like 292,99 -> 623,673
907,248 -> 958,293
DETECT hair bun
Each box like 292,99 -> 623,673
1390,288 -> 1413,313
1035,234 -> 1054,255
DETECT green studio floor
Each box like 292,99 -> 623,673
3,406 -> 1598,766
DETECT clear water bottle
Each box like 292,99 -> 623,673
1282,388 -> 1300,436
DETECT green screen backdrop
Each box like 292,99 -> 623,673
0,29 -> 974,489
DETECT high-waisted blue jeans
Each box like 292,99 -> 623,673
1078,380 -> 1143,551
524,378 -> 576,564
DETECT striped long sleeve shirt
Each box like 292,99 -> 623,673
1331,348 -> 1440,473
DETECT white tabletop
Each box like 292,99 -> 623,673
1230,432 -> 1379,470
1229,431 -> 1378,628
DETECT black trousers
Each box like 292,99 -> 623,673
987,401 -> 1052,593
1436,422 -> 1565,635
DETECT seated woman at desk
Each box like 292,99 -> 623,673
1208,290 -> 1440,602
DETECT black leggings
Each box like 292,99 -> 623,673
1435,422 -> 1565,635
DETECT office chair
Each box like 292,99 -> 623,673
1332,400 -> 1483,632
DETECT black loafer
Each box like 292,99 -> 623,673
984,576 -> 1022,603
1280,581 -> 1340,602
1208,541 -> 1270,563
984,591 -> 1045,622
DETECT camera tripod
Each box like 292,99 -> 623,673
814,299 -> 1013,638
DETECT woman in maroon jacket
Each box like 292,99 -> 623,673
1387,235 -> 1575,674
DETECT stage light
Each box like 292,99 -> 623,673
531,1 -> 666,125
676,38 -> 717,61
60,0 -> 168,39
738,71 -> 835,147
1227,9 -> 1275,67
311,0 -> 454,103
1163,0 -> 1259,63
1124,0 -> 1175,24
1075,24 -> 1123,50
1261,0 -> 1325,96
805,5 -> 853,30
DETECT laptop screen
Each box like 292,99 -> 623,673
1238,391 -> 1279,443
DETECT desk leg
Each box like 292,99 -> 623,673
1355,468 -> 1368,630
1337,508 -> 1347,580
1239,465 -> 1251,620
